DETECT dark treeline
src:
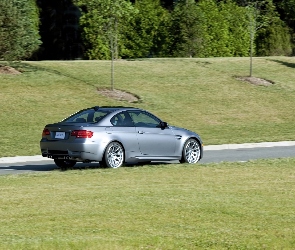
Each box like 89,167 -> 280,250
0,0 -> 294,61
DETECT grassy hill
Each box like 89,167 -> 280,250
1,57 -> 295,249
0,56 -> 295,157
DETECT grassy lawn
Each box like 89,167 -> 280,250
1,158 -> 295,249
0,56 -> 295,157
1,57 -> 295,249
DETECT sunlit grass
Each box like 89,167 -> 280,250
1,158 -> 295,249
0,57 -> 295,157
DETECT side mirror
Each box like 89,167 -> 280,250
160,122 -> 168,129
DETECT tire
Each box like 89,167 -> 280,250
103,142 -> 124,168
54,159 -> 76,169
180,138 -> 201,164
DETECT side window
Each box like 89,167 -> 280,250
128,111 -> 160,128
73,113 -> 88,123
110,112 -> 134,127
93,111 -> 109,123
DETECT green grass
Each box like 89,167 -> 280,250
0,57 -> 295,157
1,58 -> 295,249
1,158 -> 295,249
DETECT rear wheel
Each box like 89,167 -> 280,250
180,138 -> 201,164
54,159 -> 76,169
104,142 -> 124,168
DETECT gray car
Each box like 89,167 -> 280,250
40,106 -> 203,169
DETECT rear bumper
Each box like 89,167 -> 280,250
40,139 -> 106,162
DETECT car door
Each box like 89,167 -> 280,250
127,110 -> 176,156
106,111 -> 139,158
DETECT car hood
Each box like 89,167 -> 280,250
170,125 -> 196,134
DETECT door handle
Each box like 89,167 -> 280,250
138,131 -> 144,134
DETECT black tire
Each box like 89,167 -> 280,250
103,142 -> 124,168
180,138 -> 201,164
54,159 -> 76,169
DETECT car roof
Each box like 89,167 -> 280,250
90,106 -> 141,112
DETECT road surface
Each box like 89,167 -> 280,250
0,141 -> 295,175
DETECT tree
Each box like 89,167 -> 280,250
220,0 -> 250,57
245,0 -> 273,76
75,0 -> 136,90
0,0 -> 21,60
277,0 -> 295,54
0,0 -> 41,61
121,0 -> 171,58
75,0 -> 135,59
37,0 -> 83,60
196,0 -> 232,57
256,16 -> 292,56
170,0 -> 204,57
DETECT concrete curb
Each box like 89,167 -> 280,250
204,141 -> 295,151
1,141 -> 295,164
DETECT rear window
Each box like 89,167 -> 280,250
62,109 -> 111,123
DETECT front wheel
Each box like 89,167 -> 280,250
103,142 -> 124,168
54,159 -> 76,169
180,138 -> 201,164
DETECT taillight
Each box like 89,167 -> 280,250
71,130 -> 93,138
42,128 -> 50,136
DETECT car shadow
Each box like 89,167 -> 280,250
0,162 -> 103,174
0,161 -> 180,175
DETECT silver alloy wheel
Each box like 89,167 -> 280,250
182,139 -> 201,163
104,142 -> 124,168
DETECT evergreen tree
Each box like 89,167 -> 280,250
197,0 -> 231,57
220,0 -> 250,57
0,0 -> 41,61
75,0 -> 136,60
256,17 -> 292,56
121,0 -> 171,58
273,0 -> 295,54
170,0 -> 204,58
0,0 -> 21,60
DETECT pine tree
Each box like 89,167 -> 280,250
0,0 -> 41,61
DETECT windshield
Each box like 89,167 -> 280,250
62,108 -> 111,123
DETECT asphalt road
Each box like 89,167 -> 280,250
0,144 -> 295,175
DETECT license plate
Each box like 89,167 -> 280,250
55,132 -> 65,139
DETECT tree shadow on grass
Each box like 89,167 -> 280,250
8,61 -> 97,88
267,59 -> 295,69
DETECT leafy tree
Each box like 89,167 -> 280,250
197,0 -> 231,57
75,0 -> 136,90
0,0 -> 41,61
121,0 -> 171,58
16,0 -> 41,59
279,0 -> 295,21
256,15 -> 292,56
170,0 -> 204,57
245,0 -> 275,76
277,0 -> 295,54
75,0 -> 136,60
220,0 -> 250,57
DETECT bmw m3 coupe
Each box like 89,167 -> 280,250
40,106 -> 203,169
